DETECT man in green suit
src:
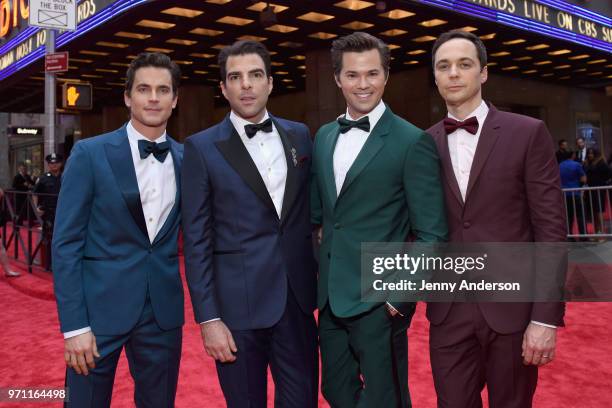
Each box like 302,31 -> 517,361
311,32 -> 447,407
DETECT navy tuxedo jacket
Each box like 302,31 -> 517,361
52,125 -> 185,335
181,115 -> 317,330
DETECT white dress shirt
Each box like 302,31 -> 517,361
446,101 -> 555,329
446,100 -> 489,201
64,121 -> 176,339
333,99 -> 386,195
230,110 -> 287,218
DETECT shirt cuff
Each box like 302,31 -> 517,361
385,302 -> 404,317
531,320 -> 557,329
200,318 -> 221,325
63,327 -> 92,339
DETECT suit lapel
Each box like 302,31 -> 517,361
272,117 -> 299,225
214,116 -> 277,215
152,138 -> 181,245
465,104 -> 502,201
432,122 -> 463,206
337,107 -> 391,200
321,124 -> 341,208
104,127 -> 148,240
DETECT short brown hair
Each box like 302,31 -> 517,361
125,52 -> 181,96
331,32 -> 390,78
431,30 -> 488,71
218,40 -> 271,83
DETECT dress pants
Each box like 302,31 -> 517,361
65,296 -> 182,408
215,287 -> 318,408
319,303 -> 413,408
429,303 -> 537,408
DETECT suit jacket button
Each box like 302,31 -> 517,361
334,223 -> 341,229
463,221 -> 471,229
327,253 -> 331,259
148,248 -> 153,253
279,228 -> 284,235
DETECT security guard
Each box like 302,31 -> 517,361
34,153 -> 63,270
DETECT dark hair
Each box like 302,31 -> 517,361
125,52 -> 181,96
331,32 -> 390,78
559,150 -> 574,161
432,30 -> 487,71
218,40 -> 271,83
558,139 -> 567,147
576,136 -> 585,142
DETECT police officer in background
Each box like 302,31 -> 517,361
33,153 -> 63,269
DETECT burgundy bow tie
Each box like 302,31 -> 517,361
443,116 -> 479,135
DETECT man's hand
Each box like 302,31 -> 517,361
315,227 -> 322,245
522,323 -> 557,366
64,332 -> 99,375
200,320 -> 237,363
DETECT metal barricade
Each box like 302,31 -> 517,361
1,190 -> 58,272
562,185 -> 612,240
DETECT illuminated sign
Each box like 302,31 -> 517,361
0,0 -> 142,80
9,126 -> 43,135
62,82 -> 92,110
410,0 -> 611,52
0,0 -> 29,39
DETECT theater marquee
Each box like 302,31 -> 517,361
410,0 -> 611,52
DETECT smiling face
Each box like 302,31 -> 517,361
335,49 -> 388,119
220,53 -> 273,123
124,66 -> 177,138
434,38 -> 488,116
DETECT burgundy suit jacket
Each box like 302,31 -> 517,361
426,103 -> 566,334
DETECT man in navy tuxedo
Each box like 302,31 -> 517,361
52,53 -> 184,407
182,40 -> 318,408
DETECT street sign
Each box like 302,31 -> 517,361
28,0 -> 77,31
45,52 -> 68,73
62,82 -> 92,110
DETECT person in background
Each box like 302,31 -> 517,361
575,137 -> 587,163
0,187 -> 20,277
559,150 -> 587,239
11,163 -> 34,226
555,139 -> 568,163
583,148 -> 611,235
33,153 -> 64,270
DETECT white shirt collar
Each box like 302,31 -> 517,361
448,100 -> 489,128
229,110 -> 271,140
344,99 -> 386,132
127,121 -> 167,144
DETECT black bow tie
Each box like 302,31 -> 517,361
443,116 -> 479,135
138,139 -> 170,162
337,116 -> 370,134
244,118 -> 273,138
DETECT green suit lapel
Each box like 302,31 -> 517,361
320,123 -> 341,208
337,106 -> 392,201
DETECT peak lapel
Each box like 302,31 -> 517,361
104,128 -> 148,240
214,116 -> 277,216
465,105 -> 502,201
432,123 -> 463,206
273,118 -> 299,225
336,108 -> 391,200
321,124 -> 341,208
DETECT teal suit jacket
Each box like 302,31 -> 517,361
311,105 -> 448,318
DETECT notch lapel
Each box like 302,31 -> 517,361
273,118 -> 299,225
432,123 -> 463,206
465,105 -> 502,201
104,128 -> 148,240
214,117 -> 277,215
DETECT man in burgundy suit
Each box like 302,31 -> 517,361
426,30 -> 566,407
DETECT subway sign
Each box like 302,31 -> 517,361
410,0 -> 611,52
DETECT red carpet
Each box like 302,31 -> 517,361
1,260 -> 611,407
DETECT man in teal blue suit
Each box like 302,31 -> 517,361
52,53 -> 184,407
